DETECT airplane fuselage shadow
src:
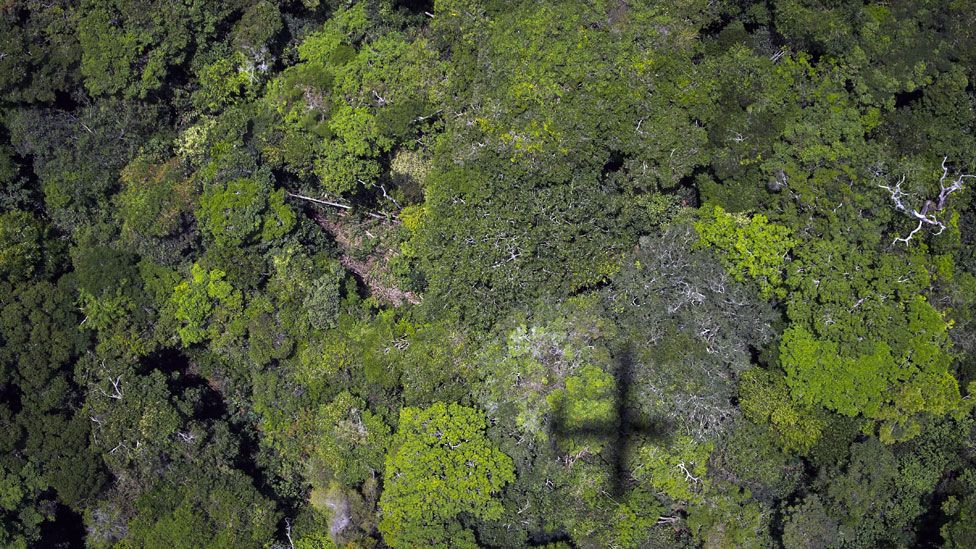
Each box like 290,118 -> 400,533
550,341 -> 673,498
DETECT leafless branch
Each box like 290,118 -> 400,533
285,191 -> 351,210
367,181 -> 401,210
98,376 -> 123,400
284,518 -> 295,549
413,109 -> 442,123
880,157 -> 973,245
285,190 -> 388,220
176,431 -> 197,444
561,447 -> 590,467
380,184 -> 400,209
677,461 -> 701,484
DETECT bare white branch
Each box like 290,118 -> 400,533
677,461 -> 701,484
285,190 -> 388,220
285,191 -> 351,210
880,158 -> 972,245
176,431 -> 197,444
97,376 -> 123,400
284,518 -> 295,549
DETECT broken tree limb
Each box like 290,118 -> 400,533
284,191 -> 351,210
285,190 -> 389,220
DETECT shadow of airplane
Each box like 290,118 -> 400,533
550,341 -> 672,498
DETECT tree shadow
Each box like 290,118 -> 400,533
550,341 -> 672,498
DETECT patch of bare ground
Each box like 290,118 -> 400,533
312,210 -> 421,307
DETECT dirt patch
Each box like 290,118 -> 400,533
313,211 -> 421,307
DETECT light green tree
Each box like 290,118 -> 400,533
695,205 -> 796,298
378,402 -> 514,548
197,176 -> 295,248
780,295 -> 965,443
169,263 -> 243,347
634,436 -> 713,504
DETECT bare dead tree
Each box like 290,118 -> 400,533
676,461 -> 701,484
880,157 -> 974,245
90,415 -> 104,444
285,191 -> 351,210
284,518 -> 295,549
176,431 -> 197,444
377,183 -> 401,209
363,180 -> 401,210
285,190 -> 388,220
98,376 -> 124,400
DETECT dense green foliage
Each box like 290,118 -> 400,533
2,0 -> 976,547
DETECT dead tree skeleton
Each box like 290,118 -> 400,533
880,157 -> 973,245
97,375 -> 124,400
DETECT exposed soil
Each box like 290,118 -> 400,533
313,211 -> 421,306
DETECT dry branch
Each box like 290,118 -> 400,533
880,157 -> 973,245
